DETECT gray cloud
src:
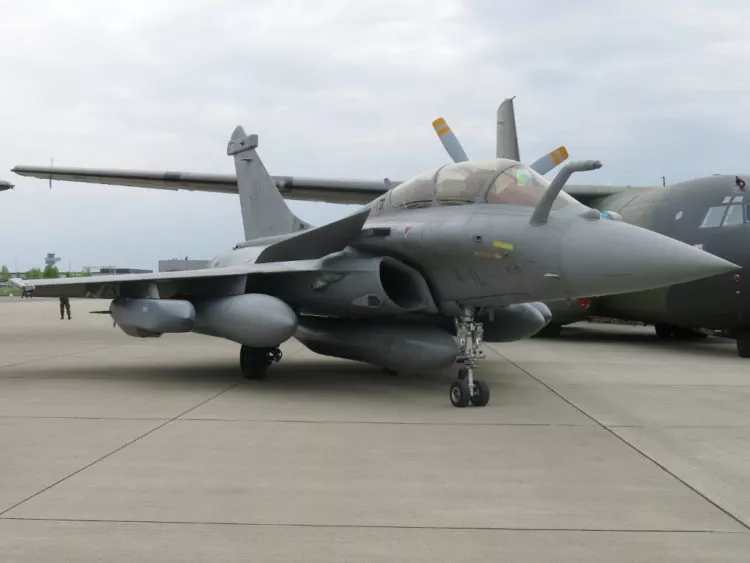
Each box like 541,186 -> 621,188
2,0 -> 750,271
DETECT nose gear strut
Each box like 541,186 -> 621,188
451,306 -> 490,407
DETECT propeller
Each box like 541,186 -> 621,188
529,146 -> 569,176
432,117 -> 469,163
432,97 -> 570,175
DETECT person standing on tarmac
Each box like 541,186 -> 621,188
59,296 -> 71,320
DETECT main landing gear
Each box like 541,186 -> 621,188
735,329 -> 750,358
450,306 -> 490,408
240,345 -> 282,380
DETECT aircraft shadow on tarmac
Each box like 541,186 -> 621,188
545,324 -> 739,358
17,355 -> 525,402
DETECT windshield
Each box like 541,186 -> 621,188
435,159 -> 506,205
486,164 -> 576,210
388,168 -> 438,209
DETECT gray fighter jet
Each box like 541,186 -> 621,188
9,126 -> 737,407
0,180 -> 13,191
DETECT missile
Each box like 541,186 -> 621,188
296,317 -> 459,373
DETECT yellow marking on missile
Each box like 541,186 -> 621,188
432,117 -> 447,127
492,241 -> 514,250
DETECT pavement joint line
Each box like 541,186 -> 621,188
0,375 -> 240,380
0,416 -> 171,421
495,352 -> 750,532
0,379 -> 244,518
0,516 -> 746,534
175,418 -> 593,427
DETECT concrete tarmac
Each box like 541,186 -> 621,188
1,299 -> 749,561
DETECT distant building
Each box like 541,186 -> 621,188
98,267 -> 152,275
83,266 -> 152,276
159,257 -> 211,272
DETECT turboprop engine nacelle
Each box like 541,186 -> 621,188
295,317 -> 459,373
110,298 -> 195,338
192,293 -> 298,347
480,302 -> 551,342
264,256 -> 437,317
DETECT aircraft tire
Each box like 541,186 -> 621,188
449,380 -> 471,408
240,345 -> 270,380
654,324 -> 673,339
470,380 -> 490,407
534,323 -> 562,338
736,330 -> 750,358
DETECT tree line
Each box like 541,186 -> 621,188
0,265 -> 91,280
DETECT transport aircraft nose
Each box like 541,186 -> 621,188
560,219 -> 739,297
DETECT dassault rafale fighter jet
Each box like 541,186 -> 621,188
10,126 -> 737,407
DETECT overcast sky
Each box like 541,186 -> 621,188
2,0 -> 750,271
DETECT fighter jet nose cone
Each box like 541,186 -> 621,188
561,221 -> 739,298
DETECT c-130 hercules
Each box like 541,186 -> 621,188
11,123 -> 737,407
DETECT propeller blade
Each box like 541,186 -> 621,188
496,97 -> 520,161
530,146 -> 569,175
432,117 -> 469,163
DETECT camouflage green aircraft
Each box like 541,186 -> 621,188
9,117 -> 737,407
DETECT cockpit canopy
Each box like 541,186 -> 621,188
388,159 -> 578,211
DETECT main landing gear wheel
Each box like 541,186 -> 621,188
450,307 -> 490,408
240,345 -> 282,380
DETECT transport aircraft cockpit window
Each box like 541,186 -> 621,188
701,205 -> 729,228
434,160 -> 500,205
388,168 -> 437,209
722,204 -> 744,227
486,164 -> 576,210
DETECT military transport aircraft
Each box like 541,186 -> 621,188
457,98 -> 750,358
10,125 -> 738,408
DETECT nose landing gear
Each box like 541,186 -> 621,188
451,307 -> 490,408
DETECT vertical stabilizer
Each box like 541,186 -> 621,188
496,97 -> 521,161
227,126 -> 310,241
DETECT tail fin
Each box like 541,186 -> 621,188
496,97 -> 520,161
227,126 -> 310,241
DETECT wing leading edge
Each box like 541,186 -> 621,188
11,165 -> 391,205
9,260 -> 326,299
11,165 -> 657,206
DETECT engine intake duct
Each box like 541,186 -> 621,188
266,255 -> 436,317
296,316 -> 458,373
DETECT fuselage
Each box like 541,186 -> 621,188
212,160 -> 736,320
586,174 -> 750,331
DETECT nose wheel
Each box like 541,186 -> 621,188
240,345 -> 282,380
451,307 -> 490,408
